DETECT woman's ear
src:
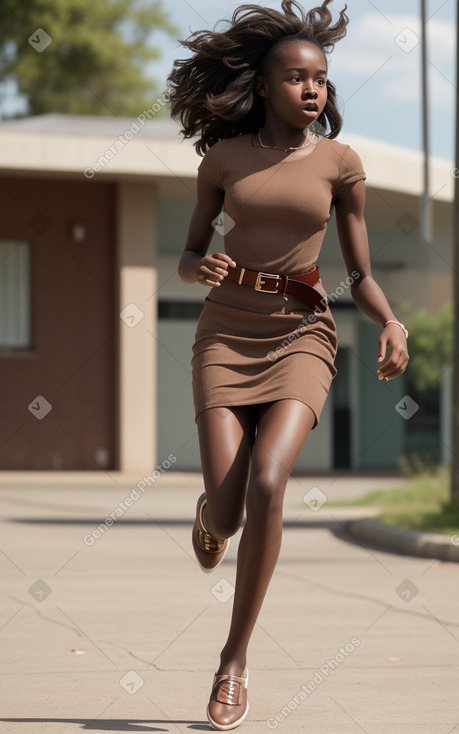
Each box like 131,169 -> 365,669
254,74 -> 269,97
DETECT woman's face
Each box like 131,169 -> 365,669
256,40 -> 328,130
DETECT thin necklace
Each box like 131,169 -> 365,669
257,128 -> 315,153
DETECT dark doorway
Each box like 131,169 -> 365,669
333,347 -> 351,468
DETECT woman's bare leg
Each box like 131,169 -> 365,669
216,399 -> 316,676
196,405 -> 257,541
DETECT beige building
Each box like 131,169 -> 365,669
0,114 -> 453,474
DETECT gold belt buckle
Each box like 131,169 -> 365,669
254,271 -> 281,293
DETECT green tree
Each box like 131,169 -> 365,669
398,303 -> 453,482
0,0 -> 177,116
405,303 -> 453,393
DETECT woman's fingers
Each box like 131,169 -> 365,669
213,252 -> 236,267
200,265 -> 225,284
377,347 -> 409,381
376,325 -> 409,381
198,253 -> 236,286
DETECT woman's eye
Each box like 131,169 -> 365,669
289,75 -> 326,85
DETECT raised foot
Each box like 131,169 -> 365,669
192,493 -> 230,573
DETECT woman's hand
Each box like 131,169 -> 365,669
376,324 -> 410,381
197,252 -> 236,287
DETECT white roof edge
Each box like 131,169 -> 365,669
0,117 -> 454,201
338,131 -> 453,201
340,130 -> 453,168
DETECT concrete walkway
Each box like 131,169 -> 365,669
0,472 -> 458,733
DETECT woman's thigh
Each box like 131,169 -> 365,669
197,405 -> 257,535
247,399 -> 316,511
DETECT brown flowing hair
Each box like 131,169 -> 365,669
167,0 -> 349,155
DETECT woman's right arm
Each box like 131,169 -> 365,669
178,173 -> 236,287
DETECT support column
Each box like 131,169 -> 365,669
117,182 -> 157,474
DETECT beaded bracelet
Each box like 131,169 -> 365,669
384,320 -> 409,339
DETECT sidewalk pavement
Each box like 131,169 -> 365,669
0,472 -> 458,733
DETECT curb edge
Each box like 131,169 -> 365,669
346,517 -> 459,563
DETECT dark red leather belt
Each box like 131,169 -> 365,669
225,264 -> 327,313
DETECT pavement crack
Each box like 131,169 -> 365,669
276,571 -> 459,629
0,591 -> 87,637
98,638 -> 156,667
0,590 -> 160,667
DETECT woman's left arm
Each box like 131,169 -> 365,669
334,179 -> 409,381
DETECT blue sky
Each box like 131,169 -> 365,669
153,0 -> 456,160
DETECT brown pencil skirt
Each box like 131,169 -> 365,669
191,278 -> 338,429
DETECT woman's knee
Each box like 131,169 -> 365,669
205,498 -> 244,539
245,469 -> 286,518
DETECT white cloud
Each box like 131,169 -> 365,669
331,13 -> 455,109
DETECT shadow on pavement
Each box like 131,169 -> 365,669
0,718 -> 211,732
6,514 -> 405,558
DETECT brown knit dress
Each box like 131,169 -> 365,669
191,132 -> 366,429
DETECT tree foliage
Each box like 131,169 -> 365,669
405,302 -> 453,392
0,0 -> 177,116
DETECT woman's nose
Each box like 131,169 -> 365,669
303,85 -> 318,98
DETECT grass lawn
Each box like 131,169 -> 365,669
329,466 -> 459,536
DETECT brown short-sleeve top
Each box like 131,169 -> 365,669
197,133 -> 366,274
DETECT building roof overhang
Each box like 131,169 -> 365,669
0,114 -> 453,201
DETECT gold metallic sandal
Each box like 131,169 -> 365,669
206,668 -> 249,731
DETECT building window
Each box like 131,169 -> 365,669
0,241 -> 32,349
158,300 -> 203,319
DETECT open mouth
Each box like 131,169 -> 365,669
303,106 -> 318,117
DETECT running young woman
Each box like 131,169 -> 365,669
168,1 -> 409,729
